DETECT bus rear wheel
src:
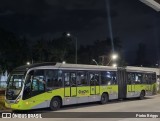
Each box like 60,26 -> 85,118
50,97 -> 61,111
139,91 -> 145,100
100,93 -> 109,104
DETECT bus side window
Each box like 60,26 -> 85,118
134,73 -> 142,84
94,74 -> 99,86
64,73 -> 70,87
127,72 -> 135,84
145,74 -> 152,84
32,79 -> 39,91
101,71 -> 115,85
112,72 -> 117,85
89,73 -> 99,86
142,74 -> 146,84
152,73 -> 156,84
77,71 -> 88,86
89,73 -> 95,86
101,72 -> 106,85
70,73 -> 76,87
45,70 -> 62,89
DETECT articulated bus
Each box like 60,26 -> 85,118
5,63 -> 157,111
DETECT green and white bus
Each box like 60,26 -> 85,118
5,63 -> 157,111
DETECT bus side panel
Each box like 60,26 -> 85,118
152,83 -> 157,95
134,84 -> 146,97
100,85 -> 118,100
76,86 -> 90,103
7,88 -> 64,110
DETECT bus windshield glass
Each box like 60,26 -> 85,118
6,74 -> 24,100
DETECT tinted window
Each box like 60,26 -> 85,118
101,71 -> 117,85
89,73 -> 100,86
23,70 -> 45,99
31,70 -> 45,92
127,72 -> 135,84
77,71 -> 88,86
70,73 -> 76,86
152,73 -> 156,83
134,73 -> 143,84
45,70 -> 62,89
145,74 -> 152,84
128,72 -> 143,84
64,73 -> 70,87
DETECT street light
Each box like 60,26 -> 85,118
107,53 -> 118,66
112,54 -> 118,60
66,33 -> 71,37
62,61 -> 66,64
92,59 -> 98,65
112,63 -> 117,67
26,62 -> 30,65
66,32 -> 77,64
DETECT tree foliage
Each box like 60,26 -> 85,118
0,29 -> 126,73
134,43 -> 151,67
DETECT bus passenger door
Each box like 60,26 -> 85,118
30,70 -> 47,109
64,72 -> 77,105
89,73 -> 100,95
146,74 -> 152,93
70,72 -> 77,97
64,72 -> 71,97
126,72 -> 135,97
64,72 -> 77,97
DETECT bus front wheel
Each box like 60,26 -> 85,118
50,97 -> 61,111
100,93 -> 109,104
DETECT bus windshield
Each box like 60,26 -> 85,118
6,74 -> 24,100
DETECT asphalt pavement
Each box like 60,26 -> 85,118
1,94 -> 160,121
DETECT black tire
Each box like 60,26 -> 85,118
100,93 -> 109,104
139,91 -> 145,100
50,97 -> 61,111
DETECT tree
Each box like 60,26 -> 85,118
47,33 -> 75,63
32,39 -> 48,62
78,37 -> 126,66
0,28 -> 30,73
134,43 -> 151,67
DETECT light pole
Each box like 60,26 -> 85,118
92,59 -> 98,65
67,33 -> 77,64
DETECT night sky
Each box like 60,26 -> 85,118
0,0 -> 160,65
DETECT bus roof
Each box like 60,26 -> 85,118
55,63 -> 117,70
30,63 -> 117,71
13,62 -> 116,72
14,62 -> 57,71
126,66 -> 160,75
13,62 -> 160,74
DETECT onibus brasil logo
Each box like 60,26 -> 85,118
1,113 -> 42,118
